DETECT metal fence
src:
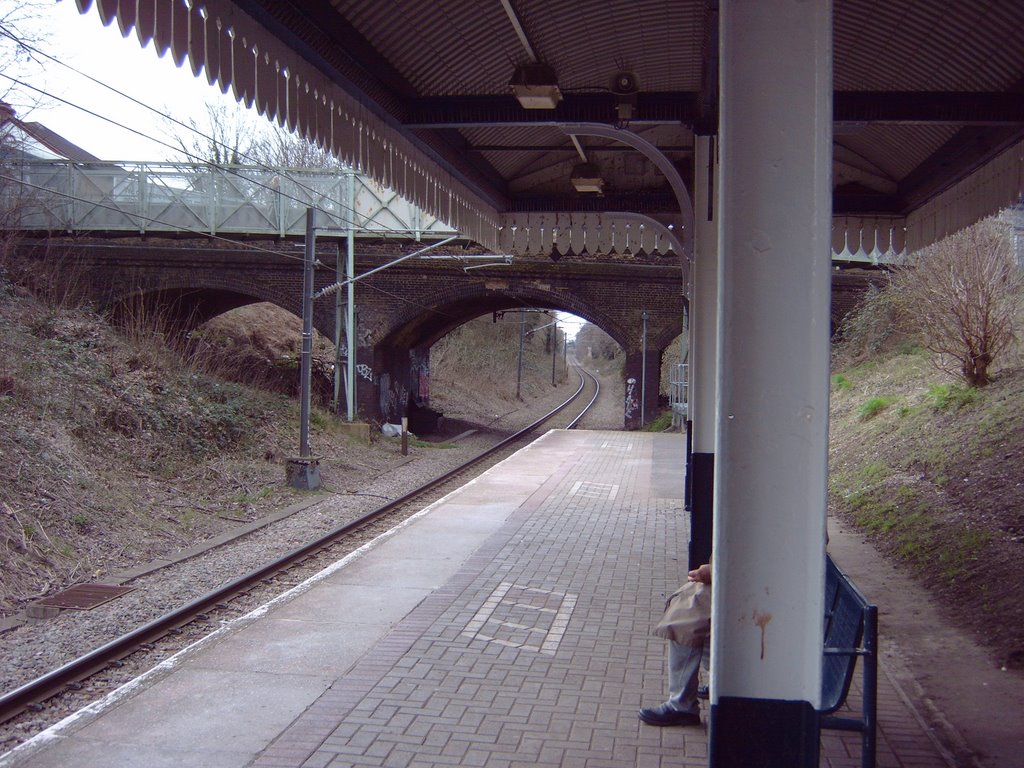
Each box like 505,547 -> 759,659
0,161 -> 457,239
670,362 -> 688,428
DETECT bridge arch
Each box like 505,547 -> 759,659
364,281 -> 627,427
104,286 -> 297,334
375,282 -> 630,352
361,278 -> 674,430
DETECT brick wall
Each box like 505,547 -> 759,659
19,237 -> 876,428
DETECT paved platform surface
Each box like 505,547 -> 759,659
2,430 -> 958,767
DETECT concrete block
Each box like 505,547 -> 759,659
337,421 -> 371,444
286,457 -> 321,490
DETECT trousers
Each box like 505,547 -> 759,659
667,639 -> 706,714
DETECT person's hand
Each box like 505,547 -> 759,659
688,563 -> 712,584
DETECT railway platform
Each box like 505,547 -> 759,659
0,431 -> 972,767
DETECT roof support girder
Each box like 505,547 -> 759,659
836,92 -> 1024,126
406,92 -> 1024,130
405,93 -> 701,128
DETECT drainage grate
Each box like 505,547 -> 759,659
33,583 -> 135,610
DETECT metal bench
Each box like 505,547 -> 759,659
821,554 -> 878,768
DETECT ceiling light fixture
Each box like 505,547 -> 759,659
509,62 -> 563,109
571,162 -> 604,194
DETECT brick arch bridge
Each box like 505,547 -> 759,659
21,237 -> 687,428
365,265 -> 685,427
18,237 -> 877,428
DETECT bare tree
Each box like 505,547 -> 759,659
249,125 -> 340,170
0,0 -> 52,111
576,322 -> 619,361
167,100 -> 258,165
166,97 -> 343,171
891,217 -> 1023,387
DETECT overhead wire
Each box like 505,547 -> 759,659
0,16 -> 571,329
0,166 -> 482,322
0,26 -> 414,233
0,69 -> 381,233
0,38 -> 463,276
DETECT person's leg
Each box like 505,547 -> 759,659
667,640 -> 703,714
639,640 -> 703,726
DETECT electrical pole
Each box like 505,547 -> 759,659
333,239 -> 343,414
299,208 -> 316,457
641,310 -> 649,427
517,308 -> 525,399
551,317 -> 558,386
287,207 -> 322,490
345,176 -> 356,422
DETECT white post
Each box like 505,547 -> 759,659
711,1 -> 832,764
688,134 -> 719,568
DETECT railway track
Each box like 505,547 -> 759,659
0,367 -> 602,732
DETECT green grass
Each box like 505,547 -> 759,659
641,411 -> 675,432
834,477 -> 992,584
858,462 -> 889,483
831,373 -> 852,391
828,297 -> 1024,648
896,342 -> 927,356
858,395 -> 897,420
309,409 -> 333,431
938,527 -> 991,582
233,485 -> 275,504
409,438 -> 456,449
926,383 -> 978,411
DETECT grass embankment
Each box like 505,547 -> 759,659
0,281 -> 322,611
829,345 -> 1024,666
0,278 -> 572,615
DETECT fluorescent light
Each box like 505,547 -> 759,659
509,63 -> 563,109
571,163 -> 604,194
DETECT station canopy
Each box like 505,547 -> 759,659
84,0 -> 1024,258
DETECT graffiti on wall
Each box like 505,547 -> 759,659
624,377 -> 638,420
414,356 -> 430,402
378,372 -> 409,422
356,363 -> 374,383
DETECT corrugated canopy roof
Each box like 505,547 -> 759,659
77,0 -> 1024,252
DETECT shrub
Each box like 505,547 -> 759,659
890,218 -> 1023,387
834,282 -> 915,364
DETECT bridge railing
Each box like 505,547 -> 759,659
0,161 -> 457,239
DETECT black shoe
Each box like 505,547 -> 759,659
638,703 -> 702,727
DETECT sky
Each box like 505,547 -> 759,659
4,0 -> 587,338
11,0 -> 230,161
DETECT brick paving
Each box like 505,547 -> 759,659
250,431 -> 953,768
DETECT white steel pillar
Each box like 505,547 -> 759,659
710,1 -> 831,765
688,134 -> 719,568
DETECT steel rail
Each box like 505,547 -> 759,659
0,372 -> 596,725
565,365 -> 600,430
